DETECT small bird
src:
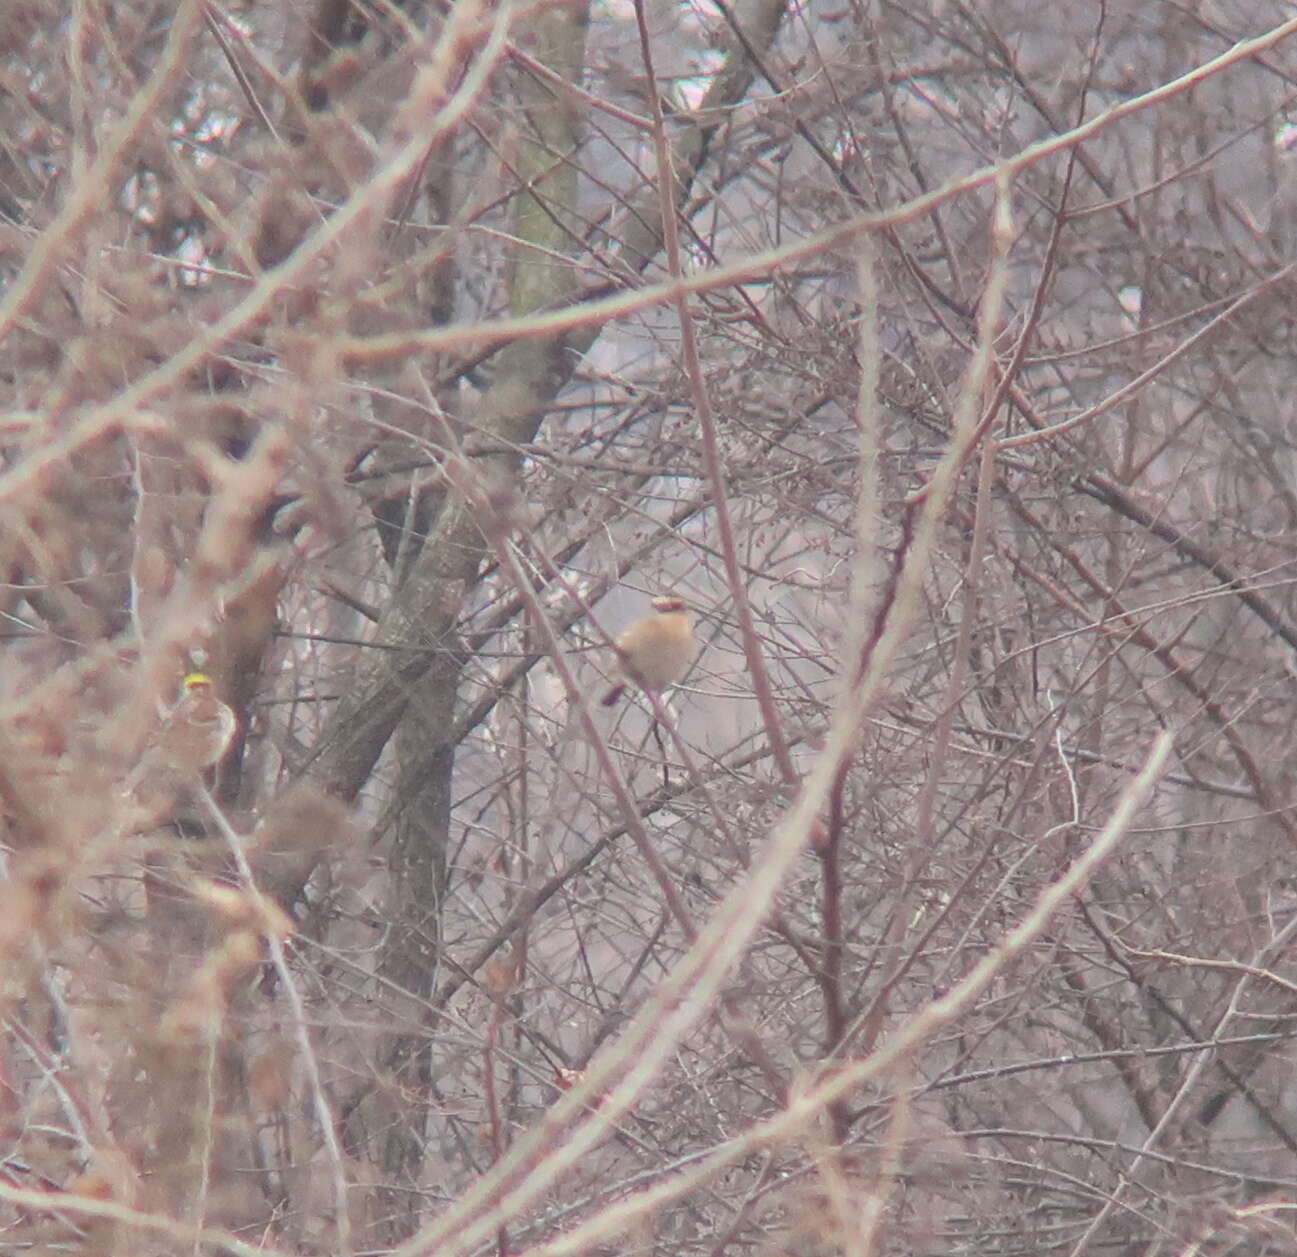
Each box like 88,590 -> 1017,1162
601,596 -> 696,706
121,672 -> 239,831
151,671 -> 237,772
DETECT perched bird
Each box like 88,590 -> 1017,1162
601,596 -> 695,707
121,672 -> 238,834
151,672 -> 237,772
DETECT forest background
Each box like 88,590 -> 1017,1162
2,2 -> 1297,1255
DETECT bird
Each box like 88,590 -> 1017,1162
119,671 -> 239,835
601,596 -> 695,706
150,671 -> 237,773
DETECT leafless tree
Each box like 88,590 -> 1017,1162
2,2 -> 1297,1255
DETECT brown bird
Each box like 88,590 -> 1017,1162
601,596 -> 696,706
121,672 -> 239,832
151,671 -> 237,772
